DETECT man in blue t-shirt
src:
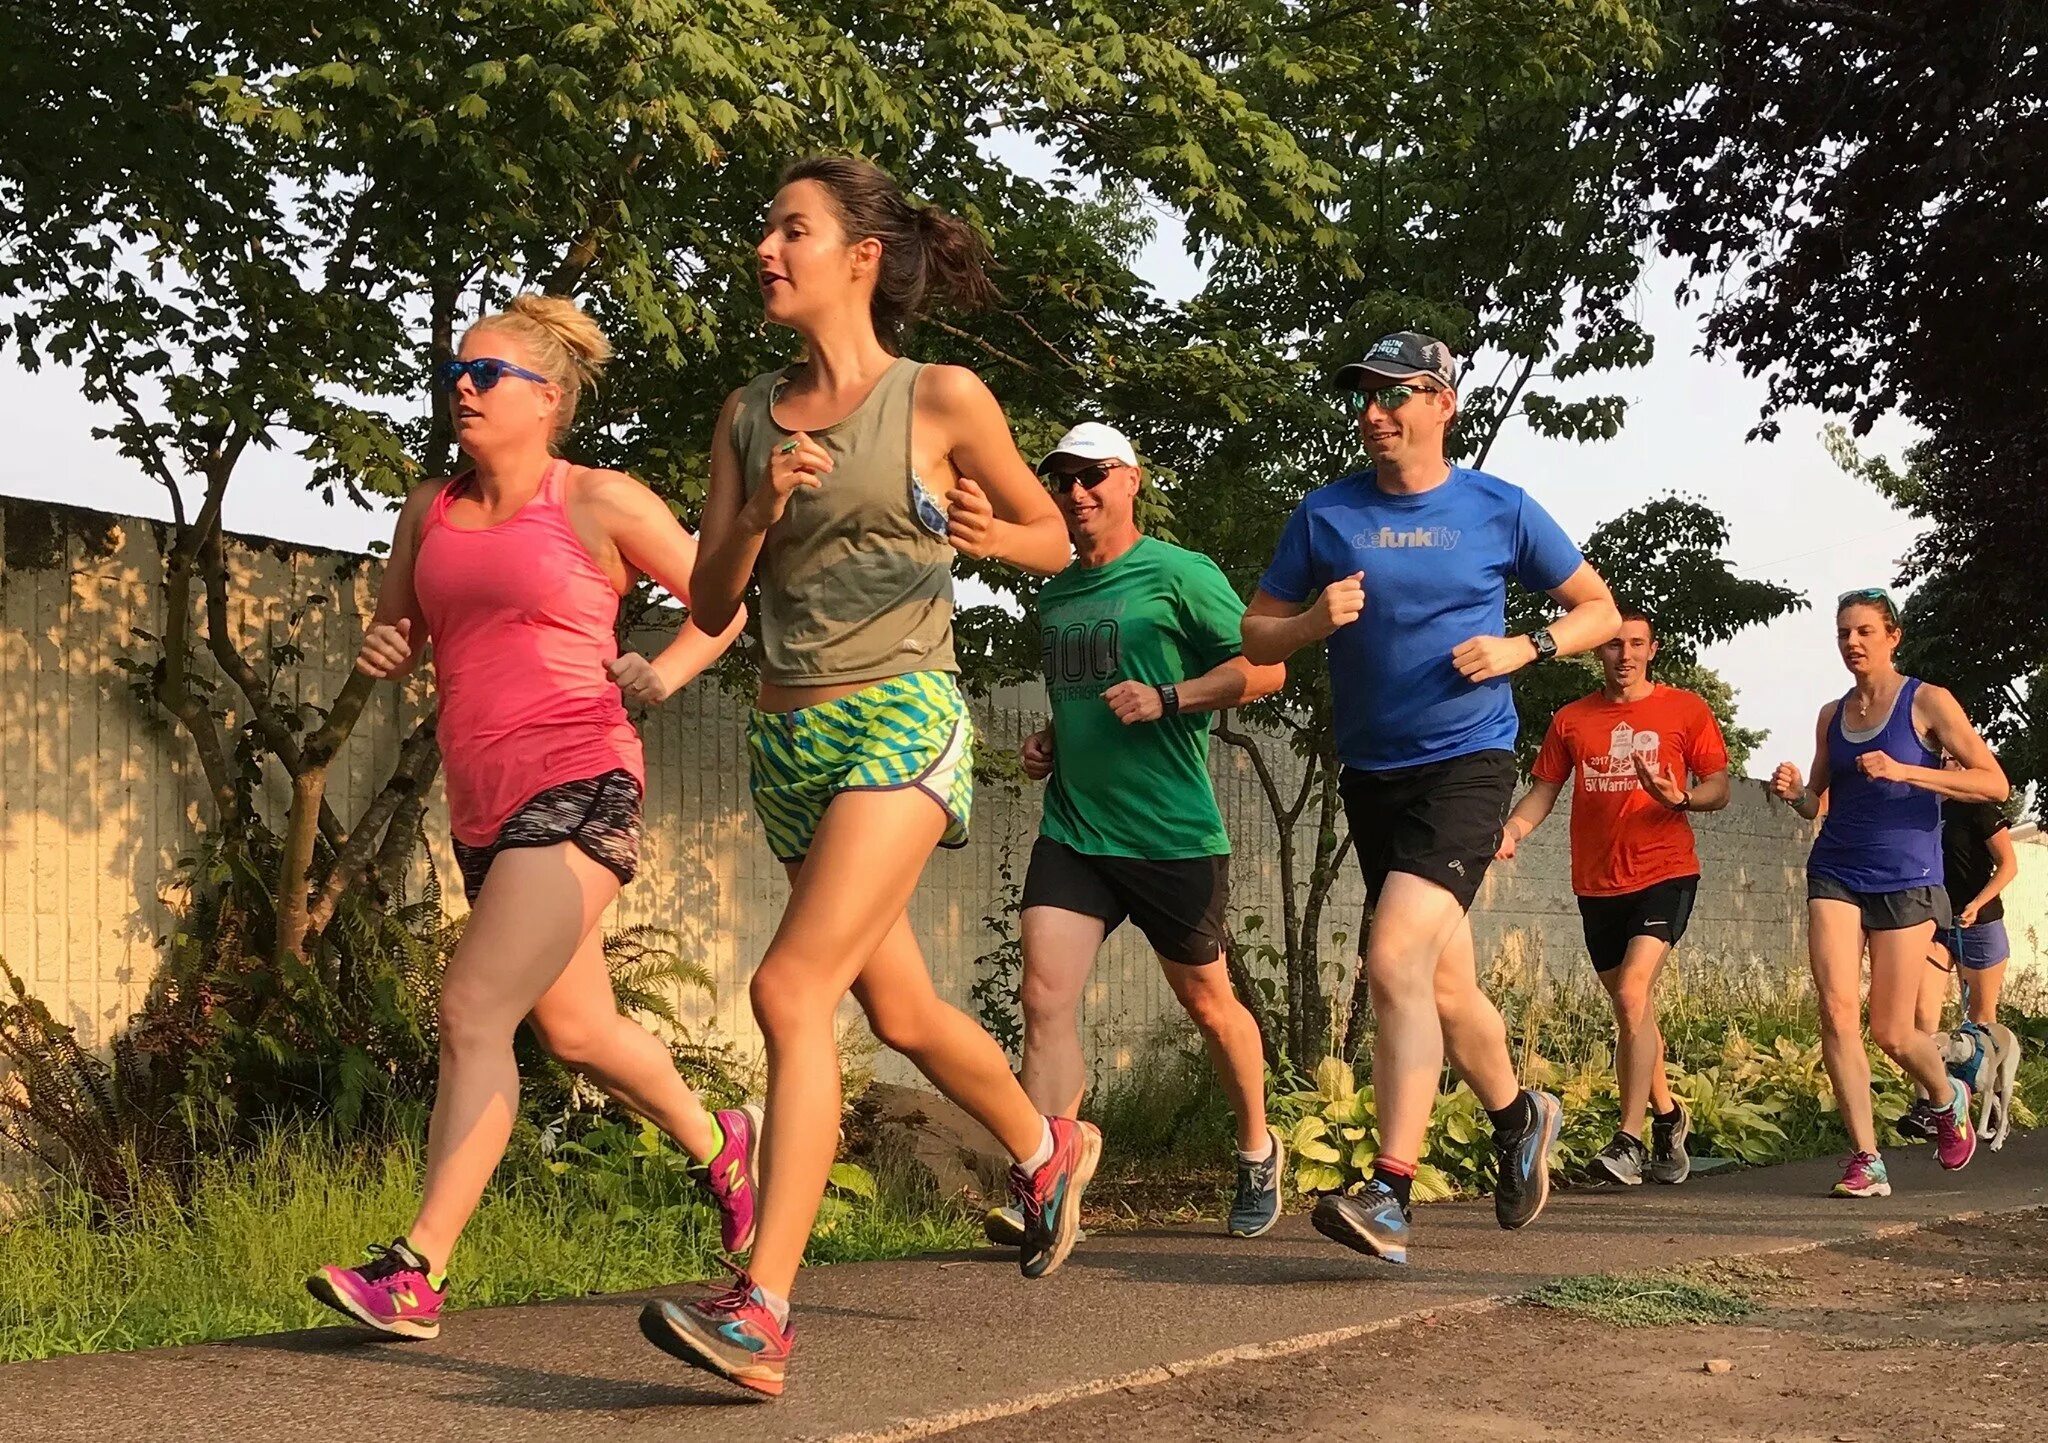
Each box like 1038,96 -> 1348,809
1243,330 -> 1621,1265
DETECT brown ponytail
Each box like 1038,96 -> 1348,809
781,155 -> 998,350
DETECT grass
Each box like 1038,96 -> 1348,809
0,1125 -> 975,1363
1525,1270 -> 1760,1328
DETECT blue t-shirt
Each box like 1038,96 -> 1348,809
1259,466 -> 1583,771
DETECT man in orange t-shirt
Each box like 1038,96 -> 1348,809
1497,609 -> 1731,1186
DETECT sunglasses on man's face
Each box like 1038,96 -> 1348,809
1042,460 -> 1122,492
1350,383 -> 1444,415
433,357 -> 553,394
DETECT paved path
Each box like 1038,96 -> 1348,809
5,1136 -> 2044,1443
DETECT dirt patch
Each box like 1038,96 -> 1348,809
946,1209 -> 2048,1443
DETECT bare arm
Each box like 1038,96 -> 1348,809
1684,769 -> 1732,813
926,365 -> 1069,576
1101,654 -> 1287,725
1451,561 -> 1620,682
687,390 -> 774,637
1881,684 -> 2010,802
587,472 -> 746,701
1772,705 -> 1835,820
1241,583 -> 1360,666
354,482 -> 441,680
1500,775 -> 1565,853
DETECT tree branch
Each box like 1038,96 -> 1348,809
929,318 -> 1039,375
307,712 -> 440,936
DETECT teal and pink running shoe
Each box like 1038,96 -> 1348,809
1831,1151 -> 1891,1199
705,1104 -> 764,1254
1932,1080 -> 1977,1171
1010,1115 -> 1101,1280
306,1238 -> 446,1339
639,1264 -> 793,1398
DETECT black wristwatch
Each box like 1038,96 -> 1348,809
1157,682 -> 1181,718
1529,628 -> 1558,662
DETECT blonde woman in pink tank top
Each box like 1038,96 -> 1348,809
306,297 -> 759,1343
640,157 -> 1091,1399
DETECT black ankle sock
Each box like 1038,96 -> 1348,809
1653,1103 -> 1682,1124
1371,1165 -> 1414,1210
1487,1091 -> 1535,1138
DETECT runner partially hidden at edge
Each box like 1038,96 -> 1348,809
1498,608 -> 1731,1186
1770,589 -> 2008,1199
638,156 -> 1090,1398
981,422 -> 1288,1252
308,295 -> 753,1340
1242,330 -> 1622,1264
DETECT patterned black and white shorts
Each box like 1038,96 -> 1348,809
452,769 -> 644,904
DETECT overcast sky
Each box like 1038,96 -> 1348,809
0,186 -> 1922,779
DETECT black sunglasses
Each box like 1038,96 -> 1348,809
1349,383 -> 1444,414
433,357 -> 553,394
1042,460 -> 1123,492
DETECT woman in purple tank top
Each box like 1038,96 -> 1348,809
1769,591 -> 2006,1200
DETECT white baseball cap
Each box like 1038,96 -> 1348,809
1037,421 -> 1138,471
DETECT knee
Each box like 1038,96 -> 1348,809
437,988 -> 518,1060
749,956 -> 834,1042
862,992 -> 938,1056
1868,1018 -> 1918,1061
527,1013 -> 607,1072
1366,946 -> 1431,1012
1815,995 -> 1862,1042
1019,969 -> 1076,1032
1609,987 -> 1655,1033
1174,976 -> 1240,1038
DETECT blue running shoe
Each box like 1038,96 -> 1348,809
1312,1180 -> 1411,1264
1493,1089 -> 1562,1231
1228,1127 -> 1287,1238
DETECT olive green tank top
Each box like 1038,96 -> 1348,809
731,357 -> 958,686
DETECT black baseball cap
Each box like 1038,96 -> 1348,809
1332,331 -> 1458,391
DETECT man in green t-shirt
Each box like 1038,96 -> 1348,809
986,422 -> 1288,1246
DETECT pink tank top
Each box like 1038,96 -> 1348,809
414,460 -> 645,845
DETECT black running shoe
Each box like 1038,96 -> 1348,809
1649,1098 -> 1693,1184
1589,1131 -> 1649,1186
1894,1097 -> 1940,1142
1311,1180 -> 1411,1264
1493,1089 -> 1562,1231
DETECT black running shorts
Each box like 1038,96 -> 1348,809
1806,873 -> 1951,933
1338,749 -> 1516,913
453,768 -> 644,904
1576,875 -> 1699,973
1020,837 -> 1230,966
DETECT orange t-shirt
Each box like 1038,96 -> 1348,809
1532,684 -> 1731,898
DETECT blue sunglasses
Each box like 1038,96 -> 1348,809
433,357 -> 553,394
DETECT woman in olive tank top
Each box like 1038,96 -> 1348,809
641,156 -> 1095,1396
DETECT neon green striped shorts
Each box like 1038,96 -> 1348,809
746,671 -> 974,863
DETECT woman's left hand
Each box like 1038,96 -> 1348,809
606,653 -> 670,706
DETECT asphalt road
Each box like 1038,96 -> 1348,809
4,1135 -> 2043,1443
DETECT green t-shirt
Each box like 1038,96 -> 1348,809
1036,536 -> 1247,859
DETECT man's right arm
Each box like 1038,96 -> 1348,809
1498,776 -> 1565,859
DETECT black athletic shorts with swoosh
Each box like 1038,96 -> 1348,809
1575,875 -> 1699,973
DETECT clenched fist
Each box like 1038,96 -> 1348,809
606,653 -> 669,706
1452,633 -> 1537,684
1104,681 -> 1167,725
1770,762 -> 1805,804
1309,572 -> 1365,638
1020,729 -> 1054,781
947,476 -> 998,559
356,617 -> 414,679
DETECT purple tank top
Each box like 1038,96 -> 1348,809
1806,676 -> 1944,893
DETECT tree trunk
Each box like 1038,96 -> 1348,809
274,766 -> 328,964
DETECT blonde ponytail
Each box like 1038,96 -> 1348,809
464,293 -> 612,439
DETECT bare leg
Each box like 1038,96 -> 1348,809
1017,907 -> 1108,1121
1809,898 -> 1878,1155
852,911 -> 1052,1157
746,790 -> 1044,1301
1867,921 -> 1954,1103
1367,872 -> 1476,1165
1161,955 -> 1270,1153
525,925 -> 720,1160
1963,960 -> 2006,1027
1911,944 -> 1953,1097
1432,911 -> 1521,1113
1598,936 -> 1676,1139
410,843 -> 620,1273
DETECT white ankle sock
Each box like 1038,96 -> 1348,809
1236,1132 -> 1275,1165
1019,1118 -> 1055,1174
756,1285 -> 791,1329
